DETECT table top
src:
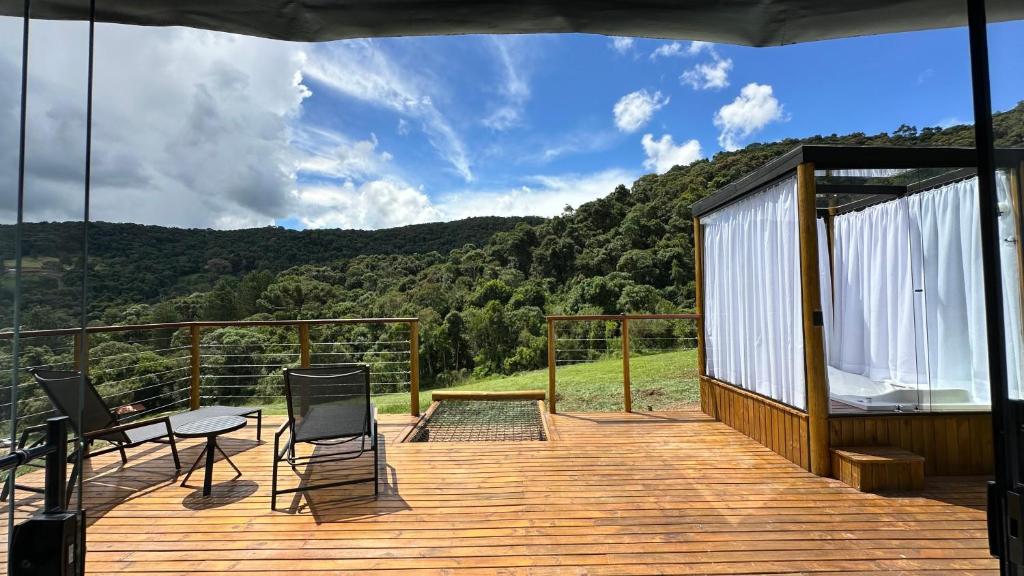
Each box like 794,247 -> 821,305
174,415 -> 247,438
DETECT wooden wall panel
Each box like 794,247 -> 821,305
829,413 -> 993,476
700,376 -> 810,470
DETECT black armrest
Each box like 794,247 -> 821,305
274,421 -> 291,461
85,415 -> 173,441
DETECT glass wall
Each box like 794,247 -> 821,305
1,12 -> 91,565
823,167 -> 1024,413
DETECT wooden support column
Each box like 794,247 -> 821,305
1011,163 -> 1024,334
621,316 -> 632,412
410,320 -> 420,417
692,216 -> 713,416
189,325 -> 201,410
298,323 -> 311,368
797,162 -> 830,476
692,217 -> 706,379
547,318 -> 556,414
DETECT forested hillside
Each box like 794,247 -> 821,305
6,102 -> 1024,392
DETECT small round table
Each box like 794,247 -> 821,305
175,415 -> 247,496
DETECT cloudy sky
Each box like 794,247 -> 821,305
0,18 -> 1022,230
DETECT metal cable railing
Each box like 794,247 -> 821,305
545,313 -> 700,413
0,318 -> 424,435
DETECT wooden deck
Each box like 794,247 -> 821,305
1,409 -> 996,575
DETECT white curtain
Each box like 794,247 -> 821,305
830,197 -> 922,384
703,176 -> 806,409
817,218 -> 833,361
827,173 -> 1021,405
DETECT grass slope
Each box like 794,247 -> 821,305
262,348 -> 699,415
397,348 -> 699,413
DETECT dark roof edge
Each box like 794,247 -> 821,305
691,145 -> 1024,218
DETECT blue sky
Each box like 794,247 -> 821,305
1,18 -> 1022,230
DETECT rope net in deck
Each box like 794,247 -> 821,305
410,400 -> 546,442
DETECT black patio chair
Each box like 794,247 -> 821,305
30,369 -> 181,506
272,364 -> 378,510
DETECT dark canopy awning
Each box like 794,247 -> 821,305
1,0 -> 1022,45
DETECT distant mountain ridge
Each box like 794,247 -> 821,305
3,216 -> 543,306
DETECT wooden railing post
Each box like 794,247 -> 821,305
73,332 -> 89,377
189,325 -> 201,410
298,322 -> 311,368
797,162 -> 830,476
547,317 -> 556,414
622,316 -> 632,412
410,319 -> 420,416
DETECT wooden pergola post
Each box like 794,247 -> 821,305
796,162 -> 830,476
692,216 -> 712,417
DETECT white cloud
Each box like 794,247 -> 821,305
293,128 -> 393,182
397,118 -> 410,135
303,39 -> 473,182
641,134 -> 703,174
687,41 -> 714,55
292,178 -> 441,229
650,42 -> 684,59
483,37 -> 531,131
681,57 -> 733,90
0,20 -> 310,229
610,37 -> 635,55
613,90 -> 669,133
714,83 -> 785,151
436,169 -> 636,220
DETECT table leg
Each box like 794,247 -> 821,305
203,436 -> 216,496
180,443 -> 208,489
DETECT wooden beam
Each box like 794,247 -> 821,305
432,390 -> 546,401
797,162 -> 830,476
298,323 -> 311,368
547,318 -> 556,414
189,325 -> 201,410
410,320 -> 420,417
621,317 -> 631,413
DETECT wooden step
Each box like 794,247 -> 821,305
831,446 -> 925,492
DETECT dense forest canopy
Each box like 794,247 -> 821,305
2,102 -> 1023,408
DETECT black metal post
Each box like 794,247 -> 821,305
42,417 -> 67,513
966,0 -> 1013,570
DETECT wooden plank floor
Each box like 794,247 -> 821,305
0,409 -> 996,575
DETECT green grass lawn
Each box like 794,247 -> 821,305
261,348 -> 700,415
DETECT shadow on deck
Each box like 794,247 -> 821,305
0,409 -> 996,575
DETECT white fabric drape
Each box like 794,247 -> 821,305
827,173 -> 1021,405
830,197 -> 922,384
817,218 -> 833,361
703,176 -> 806,409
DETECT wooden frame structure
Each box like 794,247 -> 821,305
692,145 -> 1024,479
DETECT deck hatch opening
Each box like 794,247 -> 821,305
408,400 -> 547,442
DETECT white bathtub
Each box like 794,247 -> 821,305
827,366 -> 980,412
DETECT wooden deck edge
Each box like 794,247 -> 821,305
397,401 -> 441,443
540,401 -> 561,441
431,390 -> 547,401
